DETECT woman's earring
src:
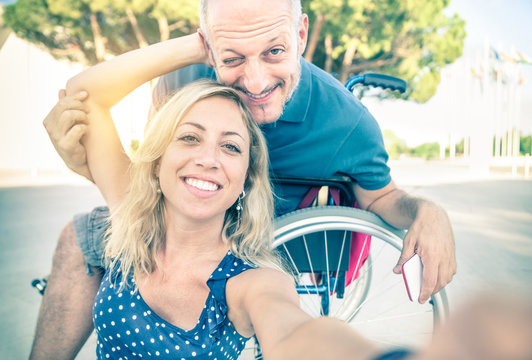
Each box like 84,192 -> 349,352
235,190 -> 245,225
236,190 -> 246,211
156,178 -> 162,195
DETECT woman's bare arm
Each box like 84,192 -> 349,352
64,34 -> 207,210
231,268 -> 382,360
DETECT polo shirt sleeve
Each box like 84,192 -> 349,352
334,107 -> 392,191
152,64 -> 216,111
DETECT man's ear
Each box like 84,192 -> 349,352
298,14 -> 309,55
198,29 -> 215,67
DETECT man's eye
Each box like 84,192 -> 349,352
223,58 -> 244,66
269,48 -> 284,56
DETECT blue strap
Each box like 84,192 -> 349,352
372,349 -> 413,360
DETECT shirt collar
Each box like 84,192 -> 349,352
277,57 -> 312,124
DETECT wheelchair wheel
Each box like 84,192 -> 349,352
244,206 -> 449,358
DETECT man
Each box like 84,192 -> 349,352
34,0 -> 456,358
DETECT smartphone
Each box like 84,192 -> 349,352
402,254 -> 423,302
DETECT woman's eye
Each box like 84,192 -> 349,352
179,135 -> 199,143
223,143 -> 241,154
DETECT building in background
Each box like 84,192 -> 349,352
0,11 -> 149,184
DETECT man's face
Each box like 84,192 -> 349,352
201,0 -> 308,124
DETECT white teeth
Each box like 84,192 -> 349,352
247,88 -> 274,99
185,178 -> 219,191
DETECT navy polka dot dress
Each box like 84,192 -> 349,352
93,251 -> 254,359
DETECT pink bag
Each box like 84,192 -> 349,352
297,186 -> 371,287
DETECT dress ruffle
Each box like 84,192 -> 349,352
94,251 -> 253,359
204,252 -> 254,343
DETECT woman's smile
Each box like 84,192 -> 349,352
184,177 -> 221,191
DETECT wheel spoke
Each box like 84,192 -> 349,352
282,242 -> 322,318
332,230 -> 348,294
302,235 -> 324,316
264,206 -> 448,358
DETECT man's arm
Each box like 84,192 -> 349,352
354,181 -> 456,304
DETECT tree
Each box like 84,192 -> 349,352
0,5 -> 11,49
519,135 -> 531,156
382,129 -> 407,159
303,0 -> 466,102
4,0 -> 464,103
2,0 -> 199,65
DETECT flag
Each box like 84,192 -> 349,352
514,50 -> 532,65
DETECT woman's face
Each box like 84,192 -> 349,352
157,97 -> 250,224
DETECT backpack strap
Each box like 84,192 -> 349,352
297,187 -> 321,209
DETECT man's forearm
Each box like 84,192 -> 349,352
369,188 -> 433,229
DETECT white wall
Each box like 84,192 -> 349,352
0,34 -> 81,171
0,34 -> 150,176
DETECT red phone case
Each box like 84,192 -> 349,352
402,254 -> 422,302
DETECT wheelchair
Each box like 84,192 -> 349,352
246,74 -> 449,358
32,74 -> 449,358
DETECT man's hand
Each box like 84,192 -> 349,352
43,90 -> 93,182
393,201 -> 456,304
354,183 -> 456,304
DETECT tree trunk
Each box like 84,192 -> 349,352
51,44 -> 85,63
89,13 -> 106,62
340,41 -> 357,84
324,33 -> 333,73
126,6 -> 148,48
304,13 -> 325,62
168,20 -> 187,33
157,16 -> 170,42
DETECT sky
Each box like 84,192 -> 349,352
364,0 -> 532,146
447,0 -> 532,57
446,0 -> 532,100
449,0 -> 532,134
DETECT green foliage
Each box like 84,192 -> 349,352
304,0 -> 466,103
3,0 -> 464,101
383,129 -> 407,159
383,130 -> 444,160
408,141 -> 440,160
519,135 -> 531,155
455,137 -> 464,155
2,0 -> 199,65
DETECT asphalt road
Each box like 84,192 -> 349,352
1,165 -> 531,359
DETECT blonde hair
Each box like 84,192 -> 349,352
105,80 -> 280,286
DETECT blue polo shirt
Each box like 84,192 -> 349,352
154,59 -> 391,215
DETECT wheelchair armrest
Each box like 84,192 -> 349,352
270,173 -> 356,206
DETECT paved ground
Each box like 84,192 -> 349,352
1,160 -> 531,359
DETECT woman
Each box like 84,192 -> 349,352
61,37 -> 532,360
64,41 -> 383,360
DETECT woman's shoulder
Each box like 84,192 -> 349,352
225,267 -> 298,337
229,267 -> 295,297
